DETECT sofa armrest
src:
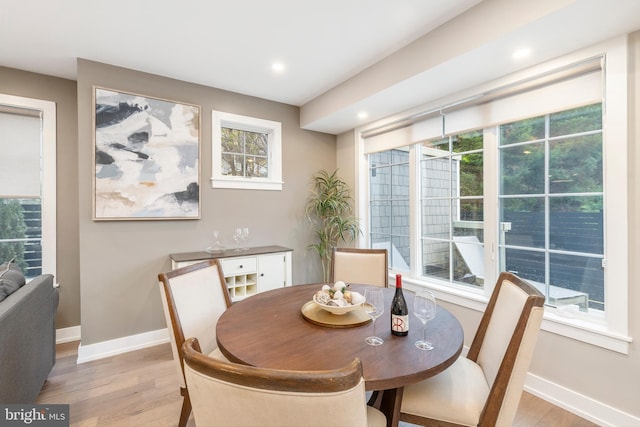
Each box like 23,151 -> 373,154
0,274 -> 58,403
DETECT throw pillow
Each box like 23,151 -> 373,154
0,259 -> 26,302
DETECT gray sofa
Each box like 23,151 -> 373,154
0,273 -> 58,403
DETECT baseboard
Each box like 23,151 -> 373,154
460,345 -> 637,426
76,328 -> 169,364
525,372 -> 640,427
56,325 -> 81,343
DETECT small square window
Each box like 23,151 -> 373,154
212,111 -> 282,190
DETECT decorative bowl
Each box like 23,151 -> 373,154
312,294 -> 365,315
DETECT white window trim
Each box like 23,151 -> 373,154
355,36 -> 631,354
211,111 -> 283,191
0,93 -> 56,279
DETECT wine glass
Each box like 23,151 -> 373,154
414,291 -> 436,350
363,288 -> 385,346
207,230 -> 223,252
232,228 -> 242,252
241,227 -> 250,250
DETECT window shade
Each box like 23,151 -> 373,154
363,57 -> 603,153
364,115 -> 441,154
445,69 -> 602,135
0,111 -> 42,197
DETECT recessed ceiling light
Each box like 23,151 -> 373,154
272,62 -> 286,72
512,48 -> 531,59
357,111 -> 368,119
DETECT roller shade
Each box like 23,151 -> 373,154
364,57 -> 603,154
364,115 -> 441,154
445,69 -> 602,135
0,110 -> 42,197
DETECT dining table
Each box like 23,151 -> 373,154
216,283 -> 464,427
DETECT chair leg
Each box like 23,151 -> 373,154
178,391 -> 192,427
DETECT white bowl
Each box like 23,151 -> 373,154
312,294 -> 365,315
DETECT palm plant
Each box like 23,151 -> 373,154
305,170 -> 360,282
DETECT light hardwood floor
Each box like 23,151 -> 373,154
36,341 -> 600,427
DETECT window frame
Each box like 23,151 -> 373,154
0,94 -> 56,279
356,37 -> 630,354
211,111 -> 282,191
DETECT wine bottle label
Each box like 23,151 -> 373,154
391,314 -> 409,333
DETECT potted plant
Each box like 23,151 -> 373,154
305,169 -> 360,282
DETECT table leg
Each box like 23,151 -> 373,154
379,387 -> 404,427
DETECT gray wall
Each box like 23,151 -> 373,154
1,60 -> 337,345
74,59 -> 335,346
0,66 -> 80,330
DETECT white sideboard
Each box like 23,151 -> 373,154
169,245 -> 293,302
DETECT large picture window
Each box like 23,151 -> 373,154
499,104 -> 603,312
360,40 -> 629,353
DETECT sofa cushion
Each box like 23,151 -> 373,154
0,259 -> 26,302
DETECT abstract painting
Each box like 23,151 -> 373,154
93,87 -> 200,220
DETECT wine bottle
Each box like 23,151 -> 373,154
390,274 -> 409,336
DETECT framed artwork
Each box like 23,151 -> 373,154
93,87 -> 200,220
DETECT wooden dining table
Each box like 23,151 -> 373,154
216,283 -> 464,427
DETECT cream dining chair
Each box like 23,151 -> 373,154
157,259 -> 232,427
330,247 -> 389,287
400,272 -> 545,427
182,337 -> 387,427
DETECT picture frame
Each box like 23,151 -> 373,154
93,87 -> 200,220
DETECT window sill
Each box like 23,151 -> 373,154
400,275 -> 631,355
541,311 -> 631,354
210,177 -> 283,191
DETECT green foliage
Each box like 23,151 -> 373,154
306,170 -> 360,281
0,199 -> 28,270
499,103 -> 603,212
221,127 -> 268,177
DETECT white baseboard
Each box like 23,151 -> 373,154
76,328 -> 169,364
459,345 -> 638,426
525,372 -> 640,427
56,325 -> 81,343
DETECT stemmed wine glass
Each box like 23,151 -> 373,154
364,288 -> 385,346
241,227 -> 250,250
207,230 -> 223,252
414,291 -> 436,350
232,228 -> 242,252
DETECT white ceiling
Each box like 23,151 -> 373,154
2,0 -> 640,134
0,0 -> 480,102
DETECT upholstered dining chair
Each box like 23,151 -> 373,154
157,259 -> 232,427
330,247 -> 389,287
400,272 -> 545,427
182,337 -> 387,427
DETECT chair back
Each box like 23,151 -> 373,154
467,272 -> 545,426
158,259 -> 232,389
330,248 -> 388,287
182,337 -> 372,427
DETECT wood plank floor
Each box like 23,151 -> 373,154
36,341 -> 600,427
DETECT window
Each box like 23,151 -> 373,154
420,131 -> 484,288
211,111 -> 282,190
359,39 -> 629,353
499,104 -> 604,313
369,148 -> 411,270
0,94 -> 56,279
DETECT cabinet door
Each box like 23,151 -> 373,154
258,253 -> 286,293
